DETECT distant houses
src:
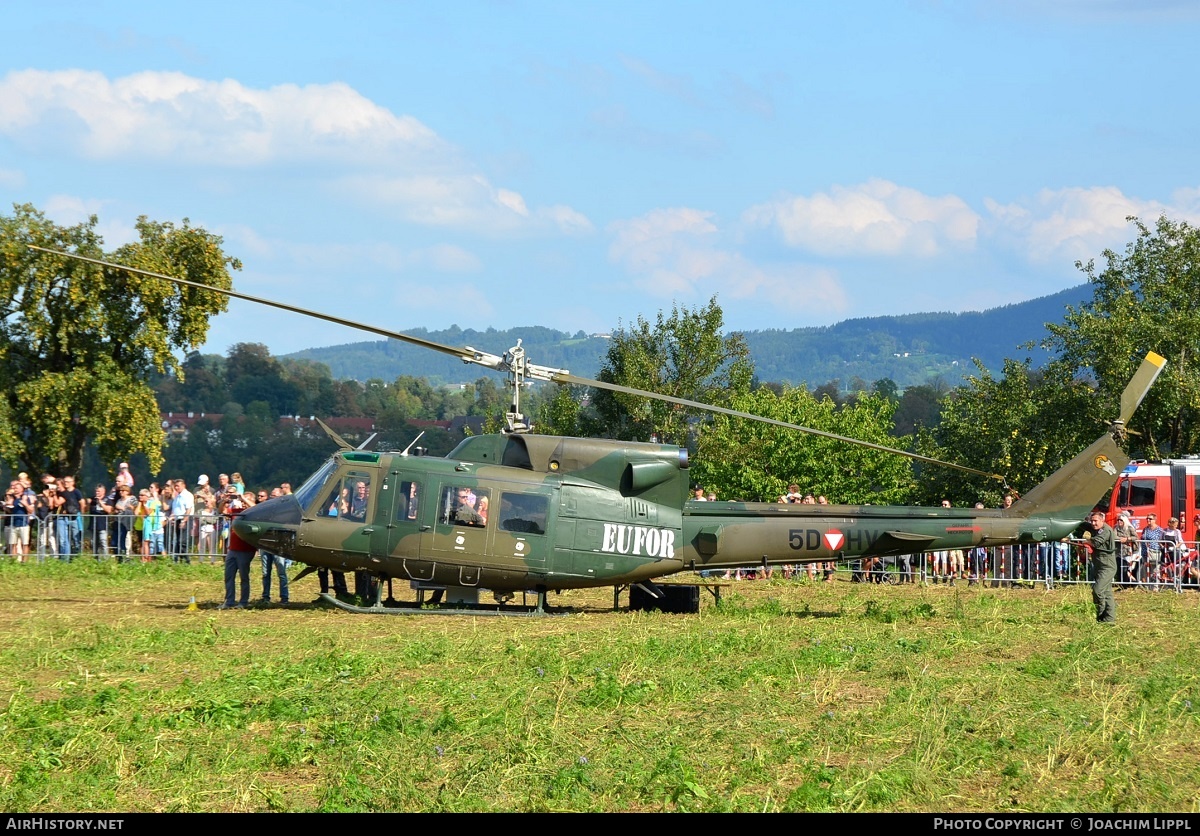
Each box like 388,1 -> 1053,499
161,411 -> 376,443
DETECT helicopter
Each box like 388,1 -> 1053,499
32,246 -> 1166,615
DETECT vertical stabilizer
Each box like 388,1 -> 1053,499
1009,434 -> 1127,520
1008,351 -> 1165,521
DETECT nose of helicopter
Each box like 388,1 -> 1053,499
232,494 -> 303,553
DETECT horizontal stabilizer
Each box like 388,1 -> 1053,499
871,530 -> 939,555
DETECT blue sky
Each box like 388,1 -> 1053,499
3,1 -> 1199,360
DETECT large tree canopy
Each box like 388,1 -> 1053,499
913,358 -> 1098,507
589,296 -> 754,445
0,203 -> 239,476
1042,215 -> 1200,457
691,386 -> 916,504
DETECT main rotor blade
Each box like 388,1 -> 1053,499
314,417 -> 352,451
31,244 -> 1002,480
28,246 -> 502,371
551,371 -> 1005,481
1118,351 -> 1167,427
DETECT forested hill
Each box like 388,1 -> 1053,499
285,284 -> 1090,389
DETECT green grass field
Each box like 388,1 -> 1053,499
1,560 -> 1198,812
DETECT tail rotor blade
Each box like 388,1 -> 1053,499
1119,352 -> 1167,427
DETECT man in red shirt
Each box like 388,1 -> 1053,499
220,492 -> 255,609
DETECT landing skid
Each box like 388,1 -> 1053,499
314,591 -> 568,617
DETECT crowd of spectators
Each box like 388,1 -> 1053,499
2,464 -> 301,607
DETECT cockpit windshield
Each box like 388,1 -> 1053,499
293,459 -> 339,512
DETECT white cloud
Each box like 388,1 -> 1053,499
608,207 -> 848,312
41,194 -> 136,245
339,173 -> 594,236
609,207 -> 718,277
411,244 -> 483,273
0,167 -> 25,189
0,69 -> 593,237
1169,186 -> 1200,215
41,194 -> 108,224
744,179 -> 980,257
618,54 -> 701,107
0,69 -> 440,166
540,204 -> 594,235
984,185 -> 1200,264
218,230 -> 483,278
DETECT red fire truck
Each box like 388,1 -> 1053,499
1103,457 -> 1200,535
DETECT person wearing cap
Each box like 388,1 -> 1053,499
194,475 -> 214,509
115,462 -> 134,490
1114,510 -> 1139,586
1084,509 -> 1118,623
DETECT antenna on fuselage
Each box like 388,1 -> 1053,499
400,431 -> 426,457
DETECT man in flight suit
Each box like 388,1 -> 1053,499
1086,509 -> 1118,623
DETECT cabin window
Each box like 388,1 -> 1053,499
320,471 -> 374,523
498,492 -> 548,535
396,480 -> 421,521
439,485 -> 490,527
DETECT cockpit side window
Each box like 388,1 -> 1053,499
321,471 -> 373,523
295,459 -> 338,513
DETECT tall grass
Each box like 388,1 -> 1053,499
0,560 -> 1197,811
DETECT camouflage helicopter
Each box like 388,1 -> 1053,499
34,247 -> 1165,615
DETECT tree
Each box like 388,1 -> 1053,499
872,377 -> 900,401
534,383 -> 585,437
691,385 -> 916,504
226,342 -> 301,417
178,353 -> 229,413
466,377 -> 508,419
590,297 -> 754,446
0,204 -> 239,476
1041,215 -> 1200,457
892,383 -> 946,436
279,358 -> 339,417
913,358 -> 1097,506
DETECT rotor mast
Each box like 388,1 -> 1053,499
458,338 -> 570,433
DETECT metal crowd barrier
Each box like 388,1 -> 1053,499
709,537 -> 1200,593
892,539 -> 1197,590
5,513 -> 230,563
